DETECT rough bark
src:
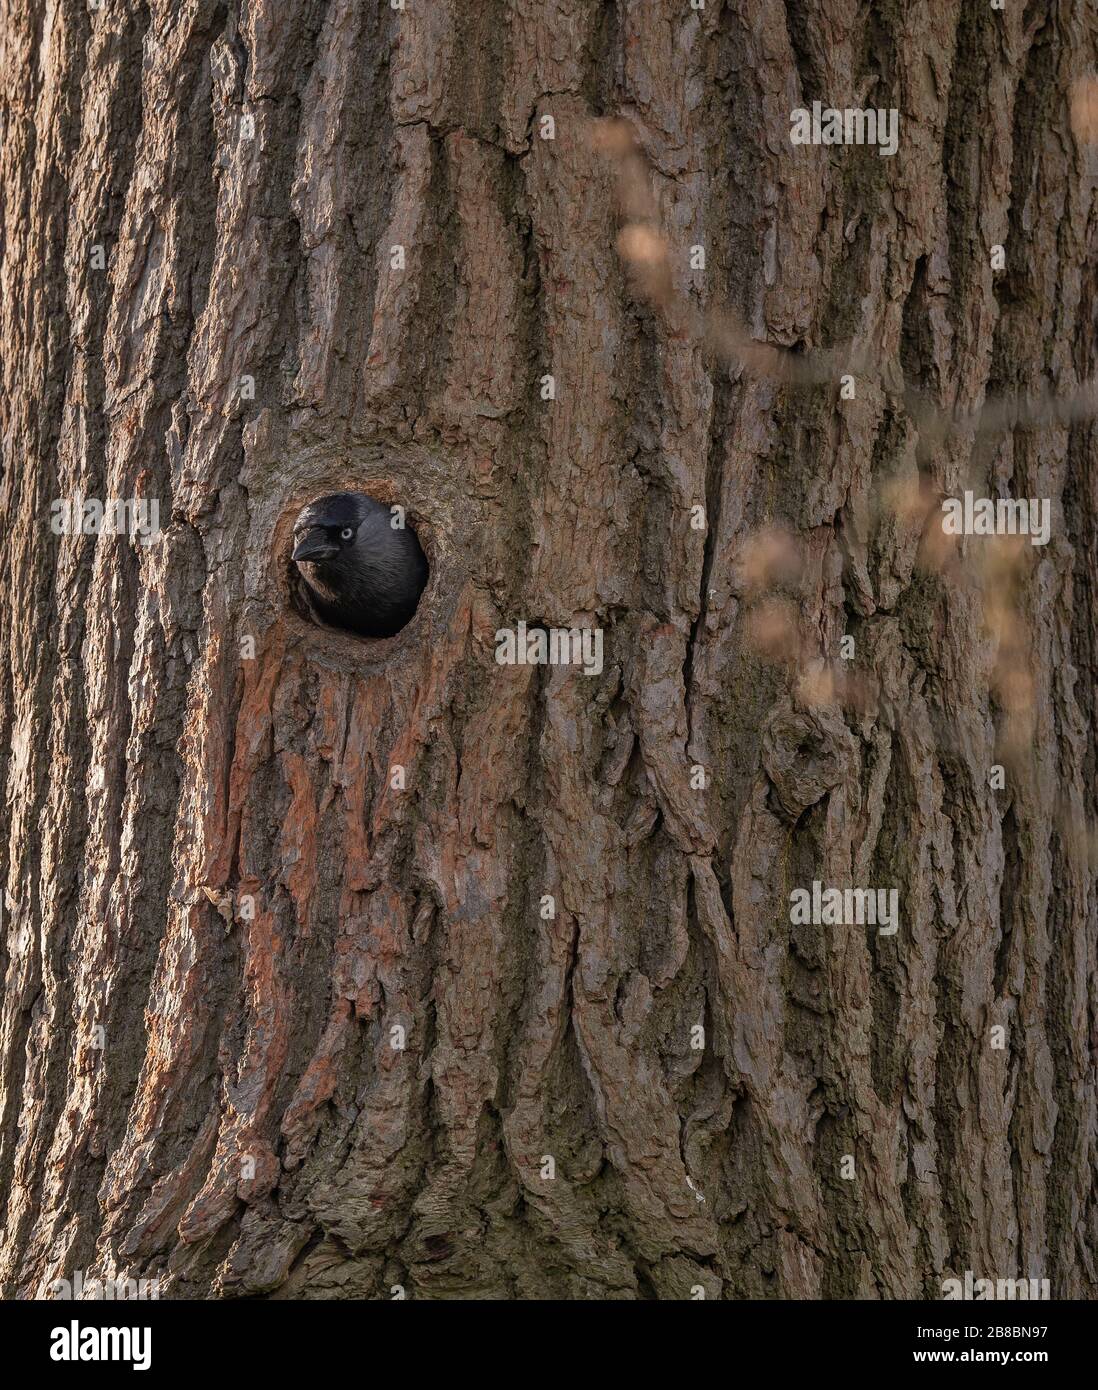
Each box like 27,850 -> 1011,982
1,0 -> 1096,1300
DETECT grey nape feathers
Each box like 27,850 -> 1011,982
291,492 -> 428,638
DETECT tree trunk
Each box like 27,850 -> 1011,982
1,0 -> 1096,1301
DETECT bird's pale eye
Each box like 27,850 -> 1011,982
340,526 -> 353,540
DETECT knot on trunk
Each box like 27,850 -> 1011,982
761,702 -> 855,822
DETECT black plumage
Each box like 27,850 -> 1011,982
291,492 -> 428,637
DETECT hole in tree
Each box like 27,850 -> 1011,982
288,490 -> 429,639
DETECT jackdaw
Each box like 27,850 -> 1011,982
291,492 -> 428,637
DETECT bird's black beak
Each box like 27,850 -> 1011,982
292,527 -> 338,563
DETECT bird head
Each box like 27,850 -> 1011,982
290,490 -> 428,638
291,493 -> 368,567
